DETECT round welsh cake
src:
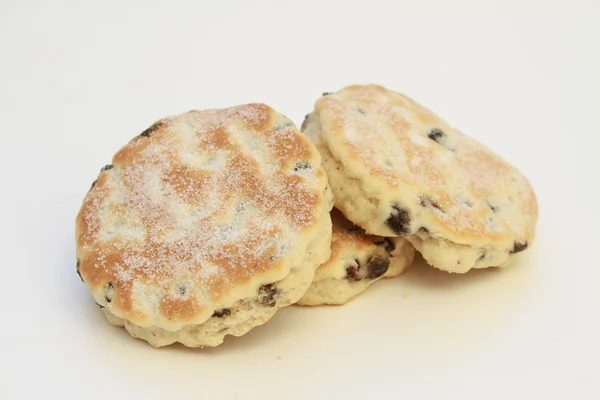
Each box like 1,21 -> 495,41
302,84 -> 537,273
297,209 -> 414,306
75,104 -> 333,347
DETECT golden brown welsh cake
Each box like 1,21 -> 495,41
76,104 -> 333,347
302,84 -> 537,273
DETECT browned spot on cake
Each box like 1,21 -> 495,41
113,137 -> 153,166
79,248 -> 118,287
161,163 -> 210,206
265,126 -> 313,162
207,224 -> 284,297
275,174 -> 317,227
238,103 -> 271,131
76,184 -> 112,246
197,126 -> 232,151
159,295 -> 199,320
113,281 -> 140,320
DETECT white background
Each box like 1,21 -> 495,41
1,1 -> 597,399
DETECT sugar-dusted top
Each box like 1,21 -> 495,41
315,84 -> 538,245
76,104 -> 328,329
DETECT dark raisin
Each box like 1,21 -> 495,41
419,197 -> 444,212
139,121 -> 163,138
76,259 -> 83,282
258,284 -> 278,307
212,309 -> 232,318
365,255 -> 390,279
346,220 -> 363,233
100,164 -> 113,172
322,92 -> 332,96
95,302 -> 105,310
345,266 -> 361,282
374,239 -> 395,254
385,205 -> 411,235
478,252 -> 486,261
178,286 -> 186,296
428,128 -> 446,143
294,161 -> 311,172
345,258 -> 364,281
89,179 -> 98,192
104,282 -> 115,303
486,200 -> 499,213
427,128 -> 454,151
383,238 -> 396,253
419,227 -> 429,234
510,241 -> 528,254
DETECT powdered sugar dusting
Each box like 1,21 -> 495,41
316,84 -> 537,239
77,104 -> 325,322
